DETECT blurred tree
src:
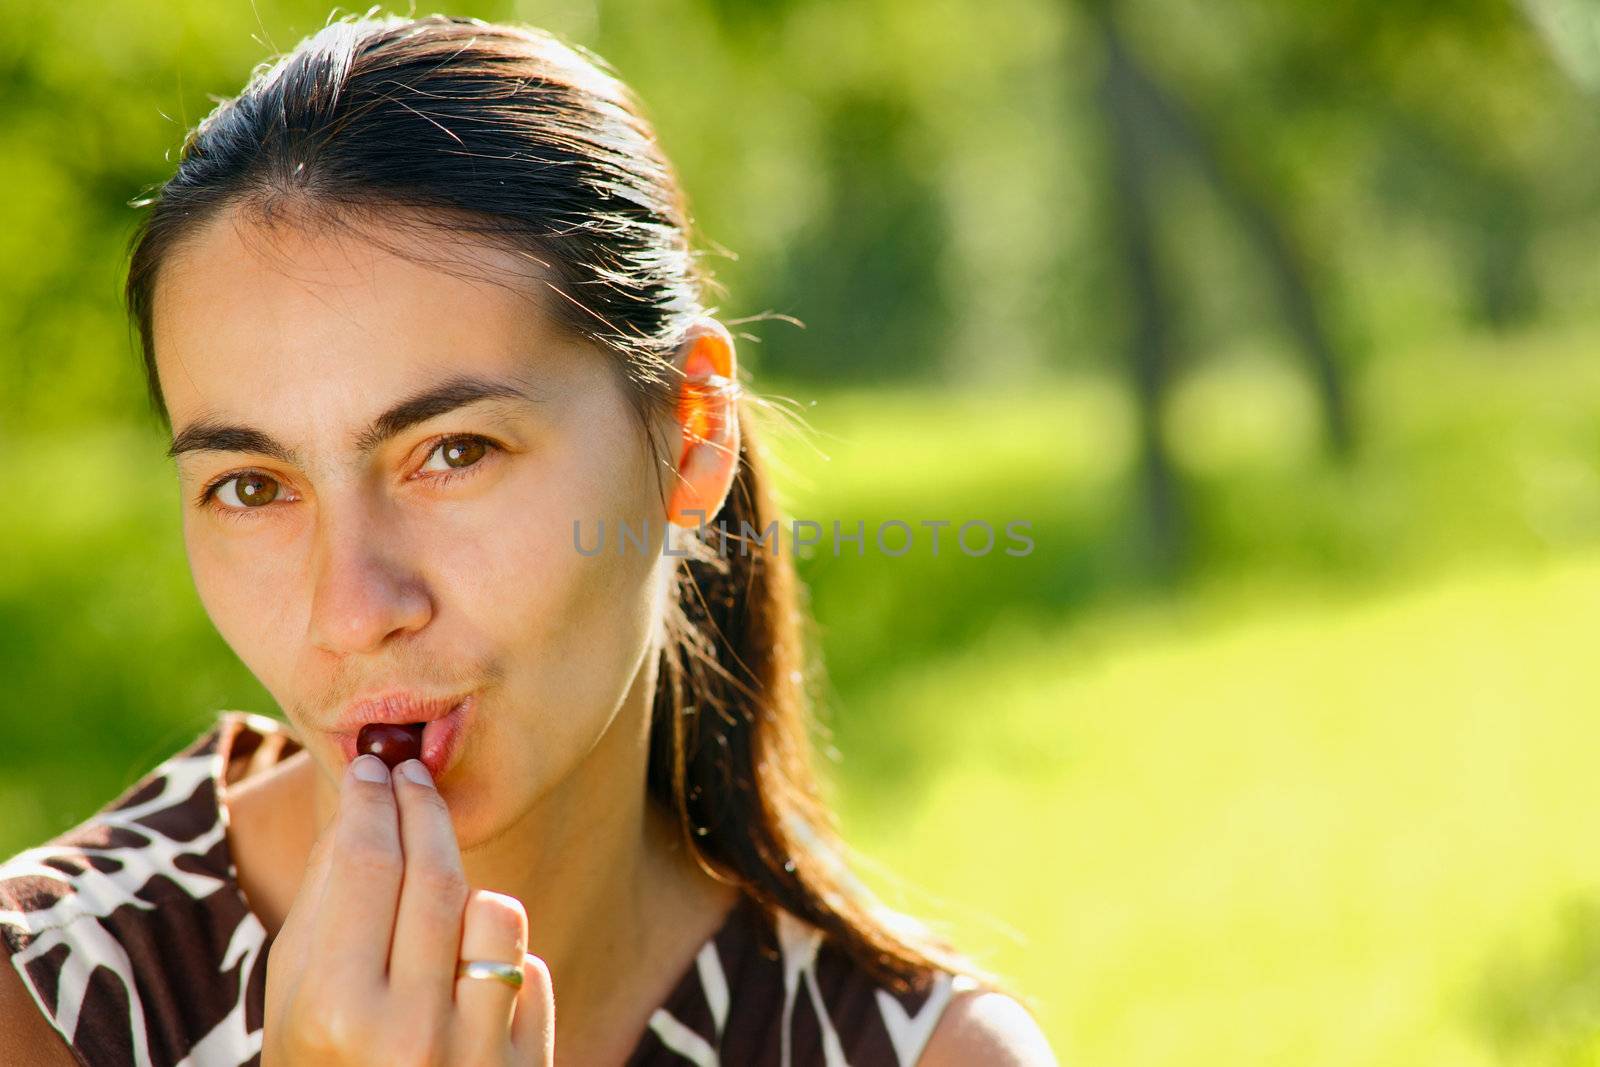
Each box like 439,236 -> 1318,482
1085,0 -> 1355,571
747,88 -> 955,382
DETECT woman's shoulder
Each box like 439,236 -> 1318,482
634,890 -> 993,1066
0,711 -> 288,1067
759,900 -> 1056,1066
0,710 -> 238,925
772,902 -> 983,1065
825,903 -> 1057,1066
916,985 -> 1059,1066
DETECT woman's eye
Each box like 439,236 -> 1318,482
421,435 -> 492,474
213,472 -> 282,510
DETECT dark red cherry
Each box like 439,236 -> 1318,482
356,723 -> 423,769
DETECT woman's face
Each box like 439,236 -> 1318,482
152,205 -> 680,847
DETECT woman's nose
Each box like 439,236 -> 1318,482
305,507 -> 433,655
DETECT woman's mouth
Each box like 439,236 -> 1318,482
334,692 -> 475,782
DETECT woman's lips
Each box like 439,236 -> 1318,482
333,692 -> 474,782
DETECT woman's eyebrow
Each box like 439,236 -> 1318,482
166,373 -> 543,464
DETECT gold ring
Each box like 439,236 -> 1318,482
456,959 -> 524,991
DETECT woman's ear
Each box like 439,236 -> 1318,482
666,317 -> 740,528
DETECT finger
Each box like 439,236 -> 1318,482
387,759 -> 469,1005
452,890 -> 528,1048
308,754 -> 402,987
509,950 -> 554,1062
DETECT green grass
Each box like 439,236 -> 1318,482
826,549 -> 1600,1064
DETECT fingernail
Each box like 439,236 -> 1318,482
351,754 -> 389,782
398,759 -> 433,788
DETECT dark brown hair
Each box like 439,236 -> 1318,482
124,11 -> 1019,1004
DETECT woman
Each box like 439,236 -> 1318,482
0,13 -> 1056,1065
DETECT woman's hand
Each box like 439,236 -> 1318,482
262,754 -> 555,1065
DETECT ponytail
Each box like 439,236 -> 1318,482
648,396 -> 1021,1001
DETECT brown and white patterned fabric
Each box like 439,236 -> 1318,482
0,712 -> 975,1066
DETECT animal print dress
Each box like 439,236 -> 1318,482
0,712 -> 977,1066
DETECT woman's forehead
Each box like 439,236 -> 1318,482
152,204 -> 579,422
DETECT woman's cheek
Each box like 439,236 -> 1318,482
431,492 -> 560,614
184,525 -> 301,663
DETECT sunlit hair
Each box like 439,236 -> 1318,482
123,10 -> 1019,1002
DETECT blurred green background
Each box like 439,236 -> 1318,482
6,0 -> 1600,1063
